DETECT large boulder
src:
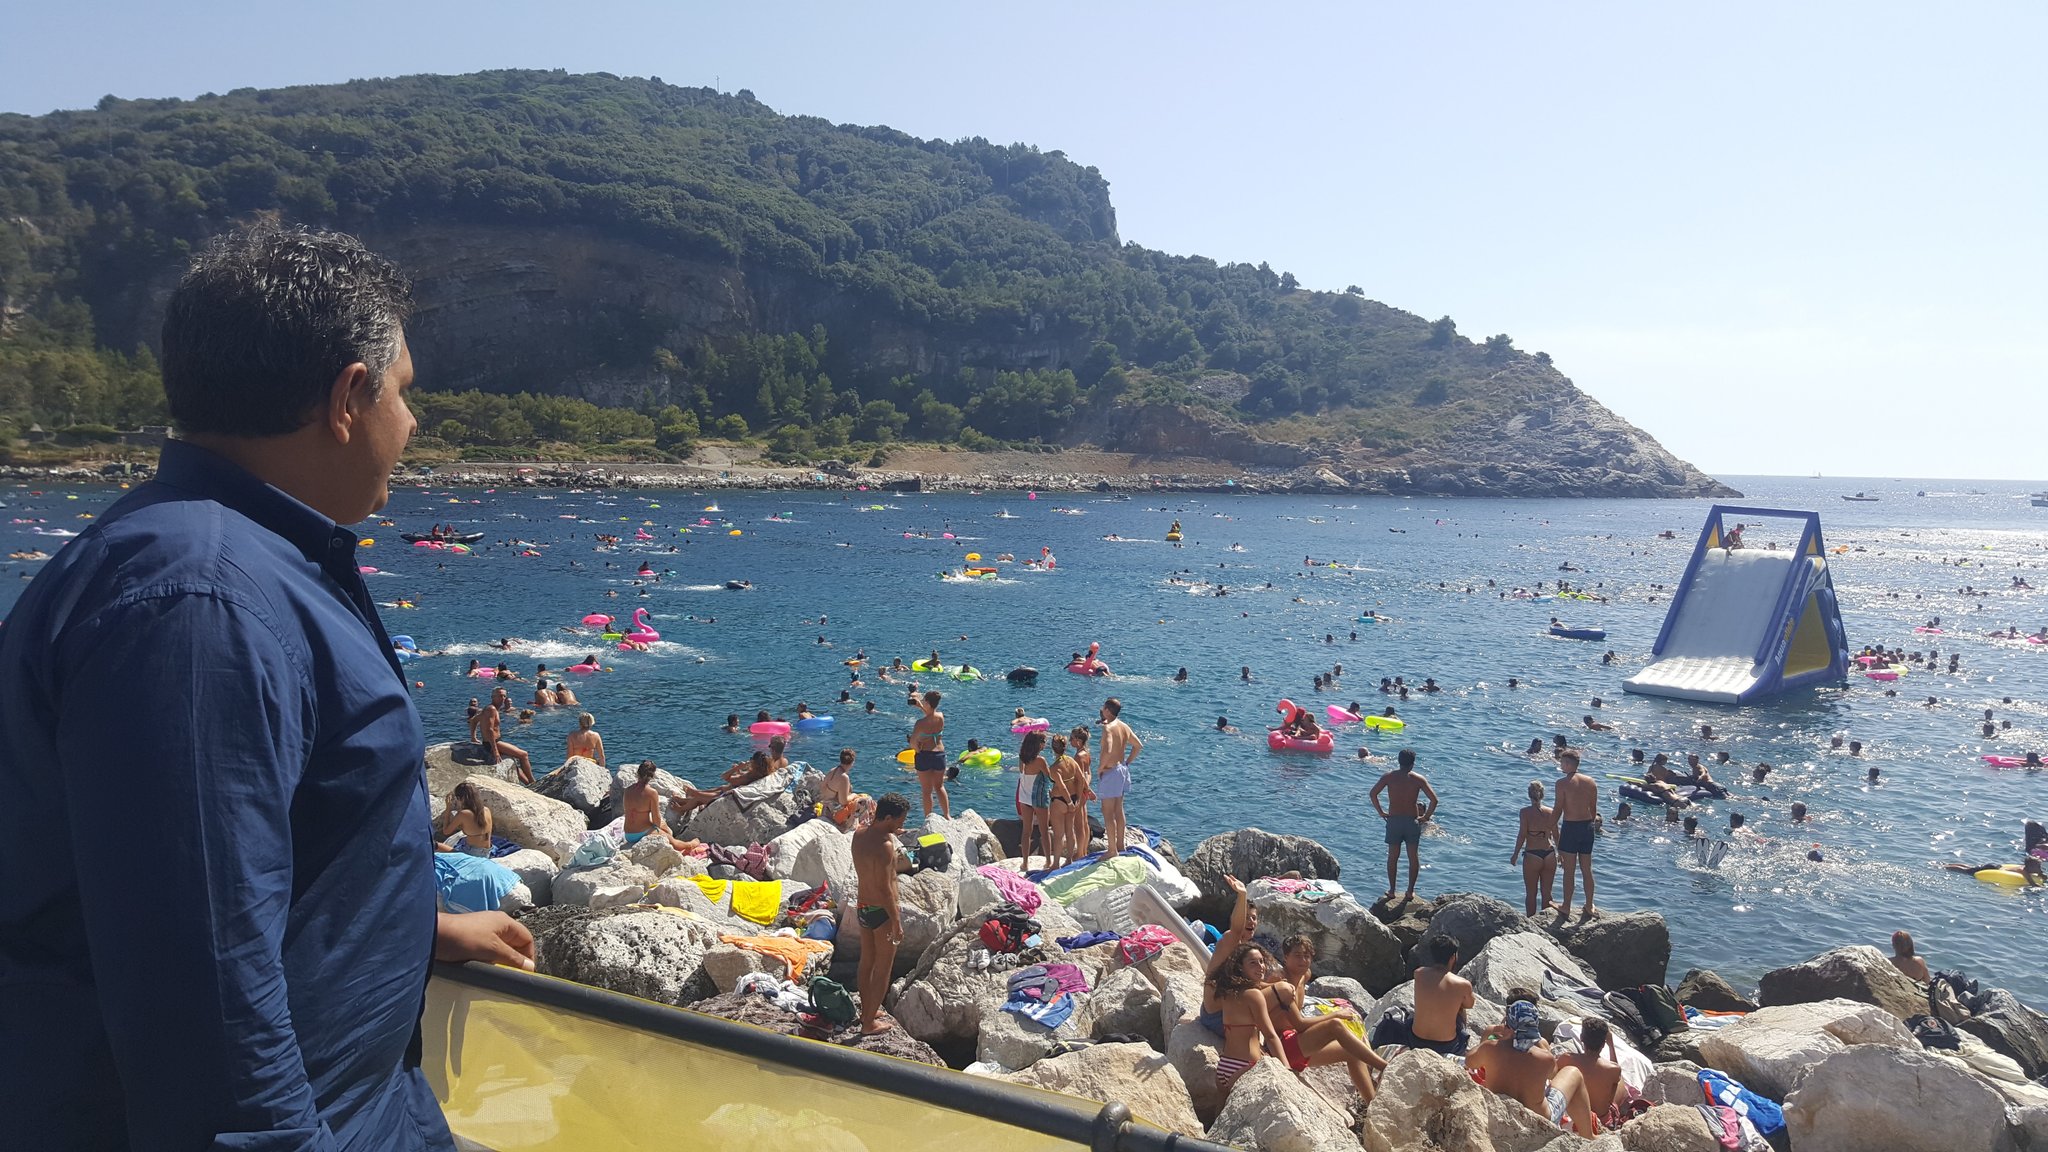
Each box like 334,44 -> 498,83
1640,1061 -> 1703,1106
425,741 -> 523,797
466,776 -> 588,865
1308,976 -> 1375,1016
1208,1054 -> 1359,1152
533,907 -> 718,1006
1462,932 -> 1598,1016
1785,1043 -> 2013,1152
764,818 -> 856,897
1374,894 -> 1440,954
1675,968 -> 1756,1013
1077,964 -> 1165,1050
1544,910 -> 1670,990
1614,1104 -> 1719,1152
1756,945 -> 1926,1021
553,859 -> 657,909
529,755 -> 611,822
1142,940 -> 1211,1036
1001,1042 -> 1203,1139
978,1004 -> 1076,1071
1426,892 -> 1539,962
496,848 -> 558,908
621,833 -> 689,877
890,920 -> 1047,1047
1183,828 -> 1341,923
1249,882 -> 1407,995
923,810 -> 1004,875
1694,998 -> 1913,1100
677,788 -> 797,848
1361,1049 -> 1557,1152
1167,1020 -> 1225,1125
1956,987 -> 2048,1080
688,990 -> 944,1066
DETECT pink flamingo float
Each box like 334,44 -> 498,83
617,607 -> 661,650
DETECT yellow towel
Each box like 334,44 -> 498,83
690,876 -> 731,905
651,905 -> 704,923
729,880 -> 783,926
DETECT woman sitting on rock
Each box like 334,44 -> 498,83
1259,934 -> 1388,1104
1209,942 -> 1286,1099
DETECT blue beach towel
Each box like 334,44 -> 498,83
435,852 -> 520,914
1698,1067 -> 1783,1137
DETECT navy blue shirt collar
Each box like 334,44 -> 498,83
153,437 -> 361,570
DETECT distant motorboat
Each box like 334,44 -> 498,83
2032,494 -> 2048,508
1841,493 -> 1879,502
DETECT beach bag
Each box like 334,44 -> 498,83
1370,1008 -> 1412,1049
808,977 -> 857,1027
1907,1013 -> 1960,1050
1636,984 -> 1687,1035
1601,989 -> 1663,1049
979,918 -> 1020,953
913,833 -> 954,874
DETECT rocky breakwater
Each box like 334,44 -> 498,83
438,792 -> 2047,1150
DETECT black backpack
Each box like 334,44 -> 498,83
912,833 -> 954,874
1601,989 -> 1663,1049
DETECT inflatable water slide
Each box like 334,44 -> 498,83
1623,506 -> 1850,704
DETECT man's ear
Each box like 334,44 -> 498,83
325,362 -> 372,444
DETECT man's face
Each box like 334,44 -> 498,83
352,338 -> 417,517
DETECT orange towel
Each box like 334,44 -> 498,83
718,933 -> 833,982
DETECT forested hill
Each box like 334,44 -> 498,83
0,70 -> 1730,496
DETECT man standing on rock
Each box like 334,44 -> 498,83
1097,697 -> 1143,853
1369,748 -> 1439,902
1555,749 -> 1599,920
0,223 -> 533,1150
852,793 -> 912,1034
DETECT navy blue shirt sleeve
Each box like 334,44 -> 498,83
57,590 -> 337,1151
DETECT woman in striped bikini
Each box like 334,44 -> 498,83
1209,943 -> 1287,1098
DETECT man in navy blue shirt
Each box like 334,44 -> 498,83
0,224 -> 534,1150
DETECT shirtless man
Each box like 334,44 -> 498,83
909,690 -> 949,820
1097,697 -> 1143,854
553,679 -> 579,707
622,760 -> 697,852
1555,750 -> 1598,920
566,712 -> 605,766
1554,1017 -> 1624,1128
489,685 -> 513,717
852,793 -> 911,1034
1368,748 -> 1440,902
1407,934 -> 1475,1055
529,680 -> 556,709
1468,997 -> 1595,1134
471,704 -> 533,784
1889,931 -> 1931,983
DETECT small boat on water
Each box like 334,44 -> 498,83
1841,493 -> 1879,502
402,531 -> 483,544
2031,491 -> 2048,508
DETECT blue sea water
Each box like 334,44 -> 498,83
6,473 -> 2046,1000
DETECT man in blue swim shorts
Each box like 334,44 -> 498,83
1369,749 -> 1439,903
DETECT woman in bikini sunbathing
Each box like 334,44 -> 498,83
1511,779 -> 1561,916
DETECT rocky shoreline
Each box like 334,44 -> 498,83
432,742 -> 2046,1151
2,454 -> 1741,499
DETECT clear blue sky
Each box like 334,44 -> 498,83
5,2 -> 2043,481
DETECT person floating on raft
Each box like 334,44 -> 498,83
1066,641 -> 1110,676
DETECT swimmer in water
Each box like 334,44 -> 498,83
1216,716 -> 1238,734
